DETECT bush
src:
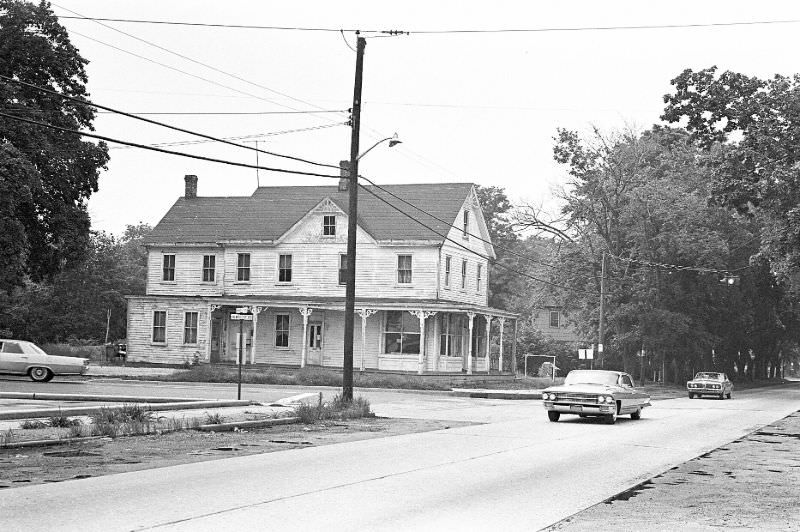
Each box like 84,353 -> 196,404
294,393 -> 373,424
20,419 -> 48,429
49,413 -> 81,428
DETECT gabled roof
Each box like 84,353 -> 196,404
145,183 -> 476,245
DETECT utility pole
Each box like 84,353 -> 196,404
598,251 -> 606,368
342,33 -> 366,403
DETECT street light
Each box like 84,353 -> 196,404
357,133 -> 402,161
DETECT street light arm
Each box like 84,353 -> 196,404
356,134 -> 401,161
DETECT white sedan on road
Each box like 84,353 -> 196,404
0,339 -> 89,382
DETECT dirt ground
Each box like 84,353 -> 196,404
0,417 -> 471,490
547,411 -> 800,531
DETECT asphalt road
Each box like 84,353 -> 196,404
1,379 -> 798,531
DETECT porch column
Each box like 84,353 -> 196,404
208,304 -> 221,363
299,307 -> 313,368
467,311 -> 476,375
484,315 -> 493,373
357,309 -> 377,371
251,306 -> 264,364
411,310 -> 437,375
432,314 -> 441,372
498,317 -> 506,373
512,318 -> 519,376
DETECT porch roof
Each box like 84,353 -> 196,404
128,294 -> 518,319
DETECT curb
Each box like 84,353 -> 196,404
0,392 -> 207,403
195,416 -> 299,432
0,399 -> 256,421
451,389 -> 543,400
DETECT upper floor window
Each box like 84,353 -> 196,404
463,211 -> 470,240
275,314 -> 290,348
461,260 -> 468,289
202,255 -> 215,282
162,254 -> 175,281
549,311 -> 560,328
339,254 -> 348,285
279,254 -> 293,283
477,264 -> 482,292
444,255 -> 451,287
237,253 -> 250,282
397,255 -> 412,284
323,215 -> 336,236
152,311 -> 167,343
184,312 -> 198,344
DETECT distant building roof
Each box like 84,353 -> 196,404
145,183 -> 476,245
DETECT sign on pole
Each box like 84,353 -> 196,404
231,314 -> 253,321
578,348 -> 594,360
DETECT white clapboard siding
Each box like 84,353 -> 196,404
127,297 -> 209,364
146,248 -> 223,297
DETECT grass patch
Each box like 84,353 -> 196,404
204,412 -> 225,425
294,393 -> 374,424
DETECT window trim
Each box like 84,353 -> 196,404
549,310 -> 560,328
183,311 -> 199,344
277,254 -> 293,284
275,313 -> 291,349
152,310 -> 167,344
444,255 -> 451,288
396,254 -> 413,285
322,215 -> 336,237
162,254 -> 176,282
202,255 -> 216,283
461,259 -> 468,289
236,253 -> 251,283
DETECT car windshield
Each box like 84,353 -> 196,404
695,373 -> 722,380
564,371 -> 619,386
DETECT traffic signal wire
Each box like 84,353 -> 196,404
0,111 -> 340,179
0,75 -> 340,171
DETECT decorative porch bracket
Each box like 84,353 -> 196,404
357,309 -> 378,371
298,307 -> 314,368
410,310 -> 437,375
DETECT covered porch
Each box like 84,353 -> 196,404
204,297 -> 518,375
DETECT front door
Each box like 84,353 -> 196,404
307,322 -> 323,365
210,319 -> 222,363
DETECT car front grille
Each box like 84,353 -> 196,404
554,393 -> 598,404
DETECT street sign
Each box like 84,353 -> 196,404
235,307 -> 251,314
231,313 -> 253,321
578,348 -> 594,360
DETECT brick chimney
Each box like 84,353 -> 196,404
184,174 -> 198,199
338,161 -> 350,192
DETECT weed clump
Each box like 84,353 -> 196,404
49,413 -> 81,428
294,393 -> 373,424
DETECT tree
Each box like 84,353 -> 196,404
0,0 -> 108,290
662,67 -> 800,292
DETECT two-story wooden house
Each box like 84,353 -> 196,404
126,174 -> 517,374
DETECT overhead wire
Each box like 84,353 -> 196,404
0,111 -> 340,179
0,75 -> 339,170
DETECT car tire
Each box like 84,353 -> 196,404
631,408 -> 641,420
688,393 -> 694,399
547,411 -> 560,422
726,392 -> 732,399
29,367 -> 53,382
719,393 -> 725,400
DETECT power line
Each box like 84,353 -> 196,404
0,75 -> 339,170
607,252 -> 750,275
56,15 -> 800,34
357,183 -> 598,295
0,111 -> 340,179
358,175 -> 560,271
53,3 -> 352,120
2,107 -> 349,116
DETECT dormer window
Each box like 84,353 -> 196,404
463,211 -> 470,240
323,215 -> 336,236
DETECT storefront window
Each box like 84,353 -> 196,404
383,311 -> 420,354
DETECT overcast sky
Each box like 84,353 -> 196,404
48,1 -> 800,235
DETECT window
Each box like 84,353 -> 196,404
619,374 -> 634,387
549,311 -> 560,328
278,254 -> 292,283
444,255 -> 451,287
477,264 -> 482,292
463,211 -> 470,240
339,254 -> 348,285
439,314 -> 467,357
152,311 -> 166,343
202,255 -> 215,282
461,260 -> 468,289
275,314 -> 290,347
162,254 -> 175,281
323,215 -> 336,236
184,312 -> 198,344
383,311 -> 420,354
237,253 -> 250,282
397,255 -> 412,284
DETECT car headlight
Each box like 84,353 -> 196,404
712,384 -> 721,389
605,396 -> 614,403
548,393 -> 556,401
543,393 -> 551,401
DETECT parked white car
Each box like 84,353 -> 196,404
0,339 -> 89,382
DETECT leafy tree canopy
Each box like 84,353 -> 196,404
0,0 -> 108,290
